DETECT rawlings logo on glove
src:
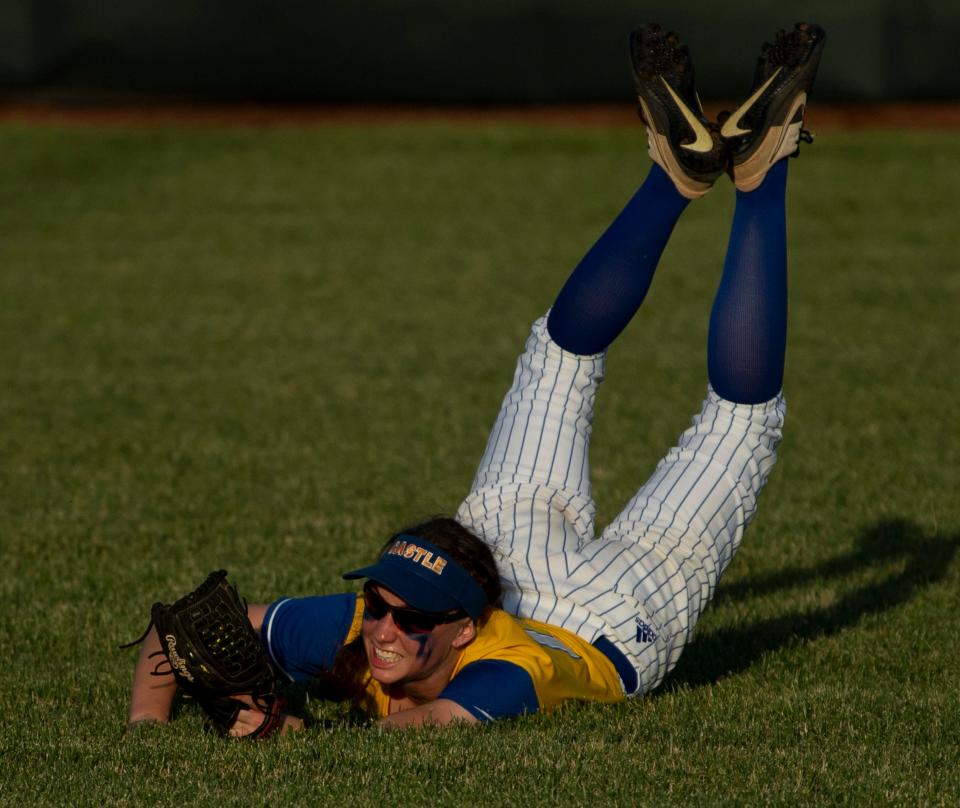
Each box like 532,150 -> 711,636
163,635 -> 195,683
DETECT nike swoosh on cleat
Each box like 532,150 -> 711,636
720,67 -> 783,138
659,76 -> 714,153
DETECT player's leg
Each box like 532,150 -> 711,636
545,165 -> 689,355
584,23 -> 826,694
456,164 -> 689,578
458,23 -> 728,632
546,21 -> 731,357
591,161 -> 791,692
707,159 -> 787,403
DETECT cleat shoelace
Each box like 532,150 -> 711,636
790,129 -> 814,159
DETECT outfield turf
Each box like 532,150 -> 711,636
0,122 -> 957,806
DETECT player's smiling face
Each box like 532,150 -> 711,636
361,585 -> 475,695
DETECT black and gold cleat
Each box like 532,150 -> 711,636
629,23 -> 728,199
721,22 -> 827,192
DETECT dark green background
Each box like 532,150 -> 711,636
2,0 -> 958,102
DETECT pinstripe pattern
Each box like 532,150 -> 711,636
456,315 -> 785,695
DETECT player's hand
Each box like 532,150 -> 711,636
228,705 -> 267,738
228,699 -> 303,738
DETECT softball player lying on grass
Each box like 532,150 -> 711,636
127,22 -> 825,733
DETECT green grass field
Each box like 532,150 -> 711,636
0,121 -> 957,806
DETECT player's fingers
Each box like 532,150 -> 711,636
228,707 -> 264,738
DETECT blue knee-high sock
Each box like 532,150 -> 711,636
547,164 -> 690,355
707,159 -> 789,404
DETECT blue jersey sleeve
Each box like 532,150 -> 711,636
260,593 -> 358,683
439,660 -> 539,722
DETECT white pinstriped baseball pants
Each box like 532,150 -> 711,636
456,315 -> 785,696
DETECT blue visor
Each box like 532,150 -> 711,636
342,535 -> 488,620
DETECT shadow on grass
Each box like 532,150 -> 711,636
663,518 -> 959,690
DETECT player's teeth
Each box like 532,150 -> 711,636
375,648 -> 401,662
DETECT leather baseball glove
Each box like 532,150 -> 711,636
125,569 -> 284,738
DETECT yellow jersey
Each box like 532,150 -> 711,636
262,593 -> 626,721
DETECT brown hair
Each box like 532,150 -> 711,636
320,517 -> 501,708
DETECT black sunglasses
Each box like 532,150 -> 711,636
362,583 -> 466,635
